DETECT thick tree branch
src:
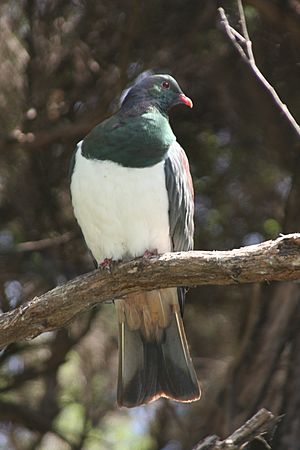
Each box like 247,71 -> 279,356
0,234 -> 300,348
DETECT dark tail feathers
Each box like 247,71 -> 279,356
117,311 -> 200,408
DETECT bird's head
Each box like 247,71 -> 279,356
120,74 -> 193,113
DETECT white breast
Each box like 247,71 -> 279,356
70,142 -> 171,264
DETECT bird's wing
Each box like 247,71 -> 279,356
164,141 -> 194,314
164,141 -> 194,252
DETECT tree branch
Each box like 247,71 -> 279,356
0,234 -> 300,348
237,0 -> 255,63
15,231 -> 75,252
0,111 -> 108,152
193,408 -> 278,449
218,6 -> 300,140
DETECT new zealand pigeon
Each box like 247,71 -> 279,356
70,74 -> 201,407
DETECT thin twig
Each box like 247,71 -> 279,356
218,7 -> 300,139
228,26 -> 247,45
236,0 -> 255,62
219,9 -> 247,60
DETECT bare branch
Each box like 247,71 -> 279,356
218,7 -> 300,139
0,111 -> 108,152
0,234 -> 300,348
193,408 -> 278,449
237,0 -> 255,63
16,231 -> 75,252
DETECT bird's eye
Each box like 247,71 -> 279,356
161,81 -> 170,89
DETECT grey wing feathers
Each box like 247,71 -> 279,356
164,141 -> 194,252
164,142 -> 194,314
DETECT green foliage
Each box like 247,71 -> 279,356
55,402 -> 85,442
263,218 -> 281,238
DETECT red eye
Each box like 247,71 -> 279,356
162,80 -> 170,89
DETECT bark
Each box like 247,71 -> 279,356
0,234 -> 300,348
193,408 -> 278,450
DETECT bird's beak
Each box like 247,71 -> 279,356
179,93 -> 193,108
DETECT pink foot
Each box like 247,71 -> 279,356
142,249 -> 158,258
99,258 -> 113,272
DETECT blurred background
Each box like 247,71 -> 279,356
0,1 -> 299,449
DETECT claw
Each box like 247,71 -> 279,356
142,249 -> 158,258
99,258 -> 114,272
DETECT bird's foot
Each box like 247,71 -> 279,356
142,249 -> 158,259
99,258 -> 114,273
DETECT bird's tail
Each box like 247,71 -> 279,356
115,288 -> 200,408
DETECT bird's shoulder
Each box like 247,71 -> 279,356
79,107 -> 175,167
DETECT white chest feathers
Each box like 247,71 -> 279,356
70,142 -> 171,263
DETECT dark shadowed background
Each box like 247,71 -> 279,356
0,1 -> 299,449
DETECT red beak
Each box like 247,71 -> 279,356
179,93 -> 193,108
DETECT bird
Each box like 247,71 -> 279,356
70,73 -> 201,408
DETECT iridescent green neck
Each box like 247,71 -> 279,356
82,106 -> 175,168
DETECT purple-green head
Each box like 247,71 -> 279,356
121,74 -> 193,113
